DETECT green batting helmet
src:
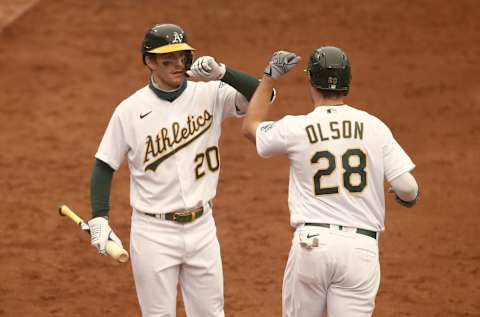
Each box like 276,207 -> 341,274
141,24 -> 195,67
307,46 -> 351,93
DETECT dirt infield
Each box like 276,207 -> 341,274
0,1 -> 479,316
0,0 -> 39,31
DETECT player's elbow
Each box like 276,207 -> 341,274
398,184 -> 419,202
242,120 -> 257,144
390,172 -> 419,201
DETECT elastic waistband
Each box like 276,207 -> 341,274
304,223 -> 377,240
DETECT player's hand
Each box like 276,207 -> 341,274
264,51 -> 301,80
186,56 -> 226,80
88,217 -> 123,255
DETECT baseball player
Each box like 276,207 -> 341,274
87,23 -> 263,317
242,48 -> 419,317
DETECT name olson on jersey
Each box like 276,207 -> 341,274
306,120 -> 364,143
144,110 -> 213,171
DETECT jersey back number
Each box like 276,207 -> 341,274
311,148 -> 367,195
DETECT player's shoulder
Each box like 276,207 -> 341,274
185,80 -> 228,98
345,105 -> 390,130
268,113 -> 301,126
187,79 -> 222,90
114,85 -> 151,113
271,114 -> 308,133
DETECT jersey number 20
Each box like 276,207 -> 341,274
311,149 -> 367,195
195,146 -> 220,179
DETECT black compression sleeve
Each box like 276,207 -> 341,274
90,159 -> 114,218
221,67 -> 259,101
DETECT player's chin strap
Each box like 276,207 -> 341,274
395,189 -> 420,208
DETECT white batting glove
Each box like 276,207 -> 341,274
88,217 -> 123,256
186,56 -> 226,80
264,51 -> 301,80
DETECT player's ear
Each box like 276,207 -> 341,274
145,54 -> 158,70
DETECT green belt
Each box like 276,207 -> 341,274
143,205 -> 205,223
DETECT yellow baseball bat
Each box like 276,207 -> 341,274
58,205 -> 129,263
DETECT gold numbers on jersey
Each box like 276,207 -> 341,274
311,148 -> 367,195
194,146 -> 220,179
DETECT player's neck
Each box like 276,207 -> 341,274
310,86 -> 344,107
312,95 -> 344,107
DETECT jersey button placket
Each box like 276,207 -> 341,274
173,146 -> 189,212
170,105 -> 189,211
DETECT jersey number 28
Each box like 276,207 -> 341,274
311,149 -> 367,195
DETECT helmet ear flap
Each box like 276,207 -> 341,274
306,67 -> 315,86
185,51 -> 194,70
142,53 -> 151,65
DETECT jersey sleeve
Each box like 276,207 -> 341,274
95,107 -> 129,170
255,119 -> 288,158
383,128 -> 416,182
215,81 -> 245,120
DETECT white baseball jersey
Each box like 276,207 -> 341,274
95,80 -> 242,213
256,104 -> 415,231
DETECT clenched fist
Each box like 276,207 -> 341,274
264,51 -> 301,80
186,56 -> 226,80
88,217 -> 123,255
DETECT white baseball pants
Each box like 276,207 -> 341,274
130,209 -> 224,317
283,224 -> 380,317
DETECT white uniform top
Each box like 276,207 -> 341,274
256,105 -> 415,231
96,80 -> 241,213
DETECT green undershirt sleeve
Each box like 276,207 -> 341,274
90,158 -> 114,218
221,67 -> 259,101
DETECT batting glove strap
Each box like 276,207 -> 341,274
108,230 -> 124,249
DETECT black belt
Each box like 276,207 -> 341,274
304,223 -> 377,240
142,205 -> 204,223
